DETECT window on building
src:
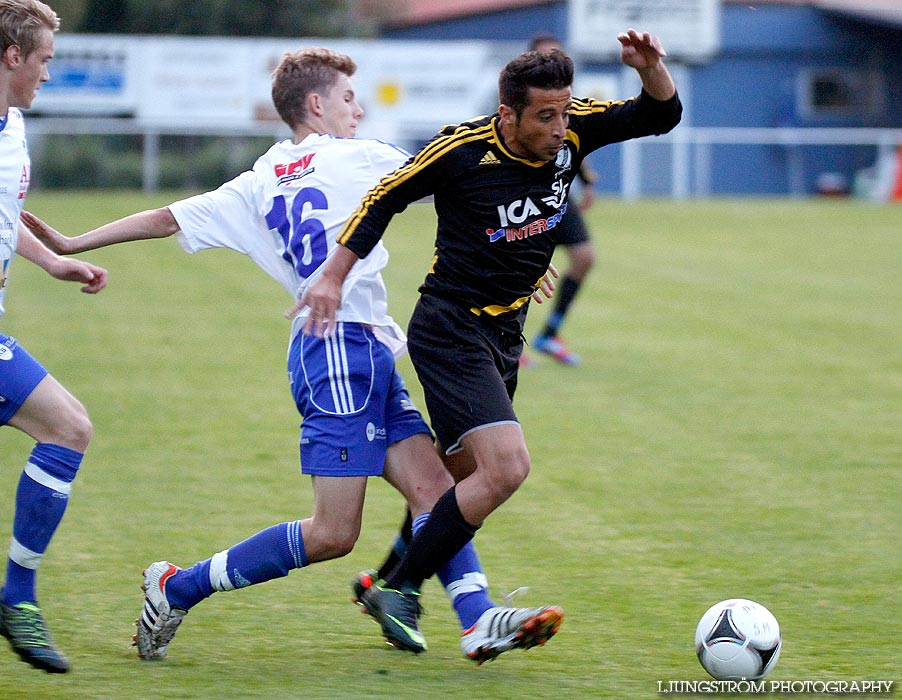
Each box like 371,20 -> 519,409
798,69 -> 881,119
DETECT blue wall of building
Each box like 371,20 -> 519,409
384,2 -> 902,196
384,4 -> 567,41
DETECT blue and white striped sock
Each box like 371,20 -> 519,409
166,521 -> 307,611
3,443 -> 81,606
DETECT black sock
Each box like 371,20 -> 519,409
541,276 -> 581,337
376,510 -> 413,581
384,486 -> 478,591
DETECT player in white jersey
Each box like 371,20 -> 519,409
26,47 -> 562,663
0,0 -> 108,674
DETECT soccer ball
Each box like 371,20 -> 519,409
695,598 -> 781,680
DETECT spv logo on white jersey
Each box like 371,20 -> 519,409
274,153 -> 315,186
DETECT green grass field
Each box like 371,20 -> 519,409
0,193 -> 899,699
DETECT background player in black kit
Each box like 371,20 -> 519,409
527,32 -> 599,367
298,28 -> 681,652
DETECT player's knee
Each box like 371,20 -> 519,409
408,480 -> 450,515
301,516 -> 361,562
52,404 -> 93,452
571,246 -> 596,278
422,465 -> 455,500
316,524 -> 360,559
504,455 -> 531,493
327,530 -> 359,558
483,448 -> 530,502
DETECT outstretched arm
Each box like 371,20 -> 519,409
617,28 -> 676,101
21,207 -> 180,255
16,222 -> 108,294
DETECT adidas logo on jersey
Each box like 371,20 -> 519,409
479,151 -> 501,166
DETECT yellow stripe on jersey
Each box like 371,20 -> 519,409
566,129 -> 581,152
405,123 -> 493,171
491,120 -> 548,167
337,122 -> 495,245
470,293 -> 532,318
568,97 -> 626,116
564,98 -> 628,154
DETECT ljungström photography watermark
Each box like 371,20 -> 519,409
657,679 -> 896,695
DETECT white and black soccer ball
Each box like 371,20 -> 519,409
695,598 -> 781,680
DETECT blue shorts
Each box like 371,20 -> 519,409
0,334 -> 49,425
288,323 -> 431,477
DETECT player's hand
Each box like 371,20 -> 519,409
21,211 -> 74,255
285,275 -> 342,337
47,257 -> 108,294
617,29 -> 666,70
532,262 -> 559,304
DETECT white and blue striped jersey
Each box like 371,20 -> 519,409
0,109 -> 30,320
168,133 -> 412,353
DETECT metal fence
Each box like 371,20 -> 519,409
27,119 -> 902,200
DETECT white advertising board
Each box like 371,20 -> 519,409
247,39 -> 503,143
137,38 -> 259,128
35,35 -> 141,115
568,0 -> 722,61
36,36 -> 508,144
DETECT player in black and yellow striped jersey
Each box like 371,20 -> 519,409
298,29 -> 681,653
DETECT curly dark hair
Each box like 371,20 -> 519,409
499,49 -> 573,118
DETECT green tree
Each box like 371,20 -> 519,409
45,0 -> 88,31
78,0 -> 364,37
79,0 -> 128,33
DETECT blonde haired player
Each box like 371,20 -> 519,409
0,0 -> 107,674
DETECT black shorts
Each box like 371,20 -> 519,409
407,293 -> 522,454
551,206 -> 590,246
